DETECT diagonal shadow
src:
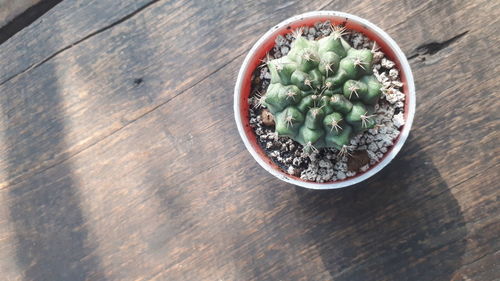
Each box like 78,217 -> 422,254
293,136 -> 467,280
0,45 -> 106,281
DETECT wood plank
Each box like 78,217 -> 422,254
0,0 -> 498,280
1,34 -> 498,281
0,0 -> 158,83
0,81 -> 496,280
1,0 -> 498,190
0,0 -> 62,45
0,0 -> 41,27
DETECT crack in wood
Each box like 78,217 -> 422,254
408,31 -> 469,60
460,249 -> 499,268
0,0 -> 162,87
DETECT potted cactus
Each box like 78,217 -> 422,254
234,11 -> 415,189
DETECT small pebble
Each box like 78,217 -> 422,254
319,160 -> 332,168
385,91 -> 399,104
368,142 -> 378,152
393,112 -> 405,128
281,46 -> 290,55
367,150 -> 378,161
373,52 -> 384,63
381,58 -> 396,68
337,171 -> 347,180
275,35 -> 287,46
391,80 -> 404,88
389,69 -> 399,79
261,109 -> 275,126
292,157 -> 302,166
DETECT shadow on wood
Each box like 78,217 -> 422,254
293,136 -> 467,280
0,41 -> 106,281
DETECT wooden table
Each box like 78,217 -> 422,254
0,1 -> 498,280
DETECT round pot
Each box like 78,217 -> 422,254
234,11 -> 416,189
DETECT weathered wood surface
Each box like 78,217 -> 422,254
0,0 -> 41,27
0,0 -> 65,45
0,0 -> 498,280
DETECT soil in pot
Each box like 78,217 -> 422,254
248,20 -> 406,183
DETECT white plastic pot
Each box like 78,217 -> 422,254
234,11 -> 416,189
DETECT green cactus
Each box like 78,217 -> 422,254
262,26 -> 382,153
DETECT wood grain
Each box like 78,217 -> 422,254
0,0 -> 41,27
0,0 -> 62,45
0,0 -> 158,83
0,0 -> 498,280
